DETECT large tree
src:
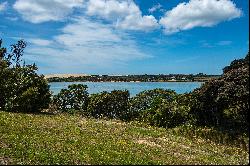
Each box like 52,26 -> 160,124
0,39 -> 51,112
192,53 -> 249,132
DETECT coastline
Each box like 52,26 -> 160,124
44,74 -> 220,83
47,80 -> 206,83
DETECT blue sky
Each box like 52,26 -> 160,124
0,0 -> 249,75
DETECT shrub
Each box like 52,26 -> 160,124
128,89 -> 177,121
141,98 -> 190,128
138,92 -> 195,128
128,89 -> 193,128
87,90 -> 129,119
53,84 -> 89,113
191,53 -> 249,132
0,39 -> 51,113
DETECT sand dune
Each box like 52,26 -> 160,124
44,74 -> 89,79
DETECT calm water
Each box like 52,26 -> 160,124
49,82 -> 203,97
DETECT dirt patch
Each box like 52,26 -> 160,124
136,139 -> 162,148
158,137 -> 170,142
77,119 -> 88,126
0,141 -> 9,148
0,156 -> 13,165
97,120 -> 124,126
179,144 -> 190,149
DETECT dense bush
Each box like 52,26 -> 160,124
191,53 -> 249,132
0,39 -> 51,113
140,97 -> 190,128
53,84 -> 89,113
87,90 -> 129,119
128,89 -> 177,120
127,89 -> 193,128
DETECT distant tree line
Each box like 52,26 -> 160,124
0,39 -> 249,136
46,73 -> 220,83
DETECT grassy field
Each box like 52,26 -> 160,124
0,111 -> 249,165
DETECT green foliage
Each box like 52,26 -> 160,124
191,53 -> 249,132
128,89 -> 192,128
128,89 -> 177,120
0,39 -> 51,113
53,84 -> 89,113
87,90 -> 129,119
141,98 -> 190,128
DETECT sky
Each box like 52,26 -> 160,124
0,0 -> 249,75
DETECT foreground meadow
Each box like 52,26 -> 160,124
0,111 -> 248,165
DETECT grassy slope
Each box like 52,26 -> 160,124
0,111 -> 248,165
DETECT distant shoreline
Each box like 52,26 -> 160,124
48,80 -> 206,83
45,73 -> 220,83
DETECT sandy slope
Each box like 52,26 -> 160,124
44,74 -> 89,79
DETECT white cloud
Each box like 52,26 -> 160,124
0,1 -> 7,11
13,0 -> 84,23
25,18 -> 151,73
13,0 -> 158,31
159,0 -> 242,34
86,0 -> 159,31
29,38 -> 52,46
116,15 -> 158,31
148,3 -> 162,13
86,0 -> 137,20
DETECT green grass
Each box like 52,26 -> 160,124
0,111 -> 249,165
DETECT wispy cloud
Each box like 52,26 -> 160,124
199,40 -> 232,48
0,1 -> 7,11
5,16 -> 19,21
148,3 -> 162,13
24,17 -> 152,73
217,40 -> 232,46
199,41 -> 214,48
28,38 -> 53,46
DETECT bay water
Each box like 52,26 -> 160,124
49,82 -> 203,97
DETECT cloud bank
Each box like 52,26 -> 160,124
12,0 -> 242,34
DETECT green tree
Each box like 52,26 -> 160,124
191,53 -> 249,132
0,39 -> 51,112
53,84 -> 89,113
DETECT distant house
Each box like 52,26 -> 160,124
170,76 -> 176,81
